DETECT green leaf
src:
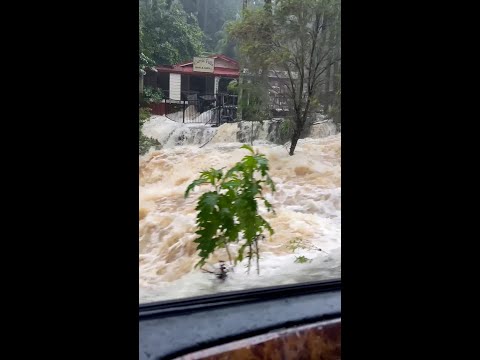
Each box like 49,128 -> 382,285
185,145 -> 276,274
185,178 -> 210,198
200,192 -> 219,208
240,144 -> 254,153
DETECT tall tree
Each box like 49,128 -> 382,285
230,0 -> 341,155
139,0 -> 204,65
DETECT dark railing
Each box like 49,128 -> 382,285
163,93 -> 238,125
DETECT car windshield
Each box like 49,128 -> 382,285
139,0 -> 341,304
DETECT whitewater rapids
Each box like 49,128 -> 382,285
139,132 -> 340,303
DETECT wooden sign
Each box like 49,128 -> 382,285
193,57 -> 214,73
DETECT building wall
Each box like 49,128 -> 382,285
169,73 -> 181,100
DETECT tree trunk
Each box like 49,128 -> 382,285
289,113 -> 303,155
325,28 -> 333,98
289,127 -> 301,156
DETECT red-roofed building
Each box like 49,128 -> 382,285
143,54 -> 239,101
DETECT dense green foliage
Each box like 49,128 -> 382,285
139,107 -> 152,124
139,0 -> 205,65
185,145 -> 276,274
142,87 -> 164,104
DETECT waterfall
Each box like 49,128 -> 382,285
142,115 -> 337,151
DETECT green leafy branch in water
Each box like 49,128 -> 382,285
287,237 -> 329,264
185,145 -> 276,274
294,256 -> 313,264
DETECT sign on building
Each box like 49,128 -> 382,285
193,57 -> 214,73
